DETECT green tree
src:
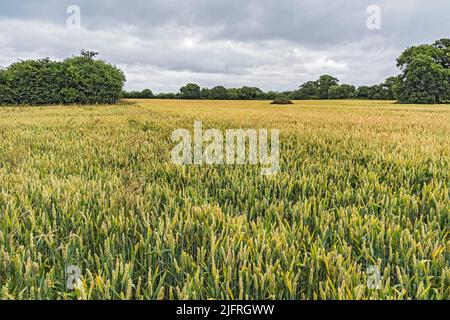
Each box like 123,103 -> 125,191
297,81 -> 320,99
433,38 -> 450,68
356,86 -> 373,99
0,52 -> 125,105
238,86 -> 263,100
395,54 -> 450,104
265,91 -> 279,100
179,83 -> 201,99
297,75 -> 339,100
328,84 -> 356,99
395,39 -> 450,104
200,88 -> 211,99
381,76 -> 401,100
139,89 -> 154,98
156,92 -> 177,99
396,45 -> 441,70
63,55 -> 125,104
226,88 -> 240,100
317,75 -> 339,99
210,86 -> 229,99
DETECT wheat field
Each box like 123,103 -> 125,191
0,99 -> 449,300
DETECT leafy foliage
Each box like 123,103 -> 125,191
395,39 -> 450,104
356,77 -> 399,100
328,84 -> 356,99
209,86 -> 229,100
317,75 -> 340,99
0,52 -> 125,105
123,89 -> 154,99
179,83 -> 201,99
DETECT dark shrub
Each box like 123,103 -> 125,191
0,52 -> 125,105
271,97 -> 294,105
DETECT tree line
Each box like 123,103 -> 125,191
122,75 -> 399,101
124,38 -> 450,104
0,50 -> 125,105
0,39 -> 448,105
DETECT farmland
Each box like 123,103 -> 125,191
0,99 -> 449,300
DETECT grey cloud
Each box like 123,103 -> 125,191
0,0 -> 448,91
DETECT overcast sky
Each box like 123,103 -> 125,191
0,0 -> 448,92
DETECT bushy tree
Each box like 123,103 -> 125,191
179,83 -> 201,99
317,75 -> 339,99
297,81 -> 320,99
139,89 -> 154,98
381,76 -> 400,100
328,84 -> 356,99
355,77 -> 400,101
123,89 -> 154,99
0,68 -> 14,104
396,45 -> 442,70
0,52 -> 125,105
395,54 -> 450,104
156,92 -> 177,99
265,91 -> 279,100
1,58 -> 65,105
62,55 -> 125,104
395,39 -> 450,104
296,75 -> 339,100
433,38 -> 450,68
200,88 -> 211,99
237,86 -> 264,100
210,86 -> 229,99
356,86 -> 373,99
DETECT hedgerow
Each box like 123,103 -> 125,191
0,51 -> 125,106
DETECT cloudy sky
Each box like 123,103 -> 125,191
0,0 -> 448,92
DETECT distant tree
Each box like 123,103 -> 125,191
238,86 -> 264,100
317,75 -> 339,99
381,76 -> 401,100
139,89 -> 154,98
356,76 -> 402,101
226,88 -> 240,100
179,83 -> 201,99
157,92 -> 177,99
395,54 -> 450,104
288,89 -> 302,100
122,91 -> 136,98
395,39 -> 450,104
210,86 -> 229,99
265,91 -> 279,100
328,84 -> 356,99
296,75 -> 339,100
297,81 -> 320,99
356,86 -> 373,99
327,85 -> 340,99
200,88 -> 211,99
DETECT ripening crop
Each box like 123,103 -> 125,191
0,99 -> 448,300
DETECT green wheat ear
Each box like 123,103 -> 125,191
0,99 -> 449,300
